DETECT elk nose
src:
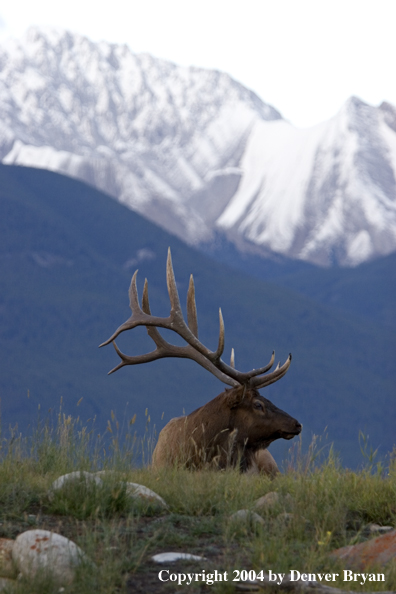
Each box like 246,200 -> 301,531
295,421 -> 302,433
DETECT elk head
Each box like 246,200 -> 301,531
100,248 -> 301,471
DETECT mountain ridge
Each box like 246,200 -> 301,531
1,27 -> 396,266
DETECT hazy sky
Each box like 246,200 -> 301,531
0,0 -> 394,127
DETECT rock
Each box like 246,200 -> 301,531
94,470 -> 121,478
230,510 -> 265,527
49,471 -> 103,495
254,491 -> 294,512
331,528 -> 396,570
27,514 -> 37,525
49,471 -> 168,511
0,538 -> 16,578
0,577 -> 16,591
254,491 -> 280,510
94,474 -> 168,508
368,523 -> 394,534
152,552 -> 206,563
12,529 -> 87,584
125,482 -> 168,509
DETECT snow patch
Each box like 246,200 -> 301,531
346,230 -> 374,265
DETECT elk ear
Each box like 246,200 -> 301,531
224,386 -> 246,409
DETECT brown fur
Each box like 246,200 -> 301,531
152,385 -> 301,474
250,449 -> 279,478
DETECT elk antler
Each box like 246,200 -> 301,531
100,248 -> 291,388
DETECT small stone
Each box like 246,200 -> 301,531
368,523 -> 393,534
12,529 -> 87,584
27,514 -> 37,525
230,510 -> 265,526
0,538 -> 16,578
125,482 -> 168,509
331,528 -> 396,570
152,552 -> 206,563
50,471 -> 103,493
254,491 -> 280,511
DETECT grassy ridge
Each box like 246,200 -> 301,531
0,414 -> 395,593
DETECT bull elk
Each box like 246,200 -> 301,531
100,248 -> 301,475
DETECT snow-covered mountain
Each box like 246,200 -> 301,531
217,99 -> 396,265
1,27 -> 396,266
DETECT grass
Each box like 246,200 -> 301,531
0,412 -> 395,593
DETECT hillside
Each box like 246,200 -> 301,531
0,164 -> 395,467
204,240 -> 396,332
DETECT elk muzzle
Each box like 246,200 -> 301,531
279,419 -> 302,440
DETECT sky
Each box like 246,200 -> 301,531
0,0 -> 394,128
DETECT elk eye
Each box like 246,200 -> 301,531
253,401 -> 264,411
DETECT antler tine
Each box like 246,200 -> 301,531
251,354 -> 292,389
166,248 -> 224,365
141,278 -> 174,349
142,278 -> 150,314
108,339 -> 170,374
107,341 -> 135,374
129,269 -> 143,313
243,351 -> 275,379
108,278 -> 169,373
230,348 -> 235,368
166,247 -> 182,315
187,274 -> 198,338
212,349 -> 276,385
99,270 -> 143,347
214,308 -> 225,360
